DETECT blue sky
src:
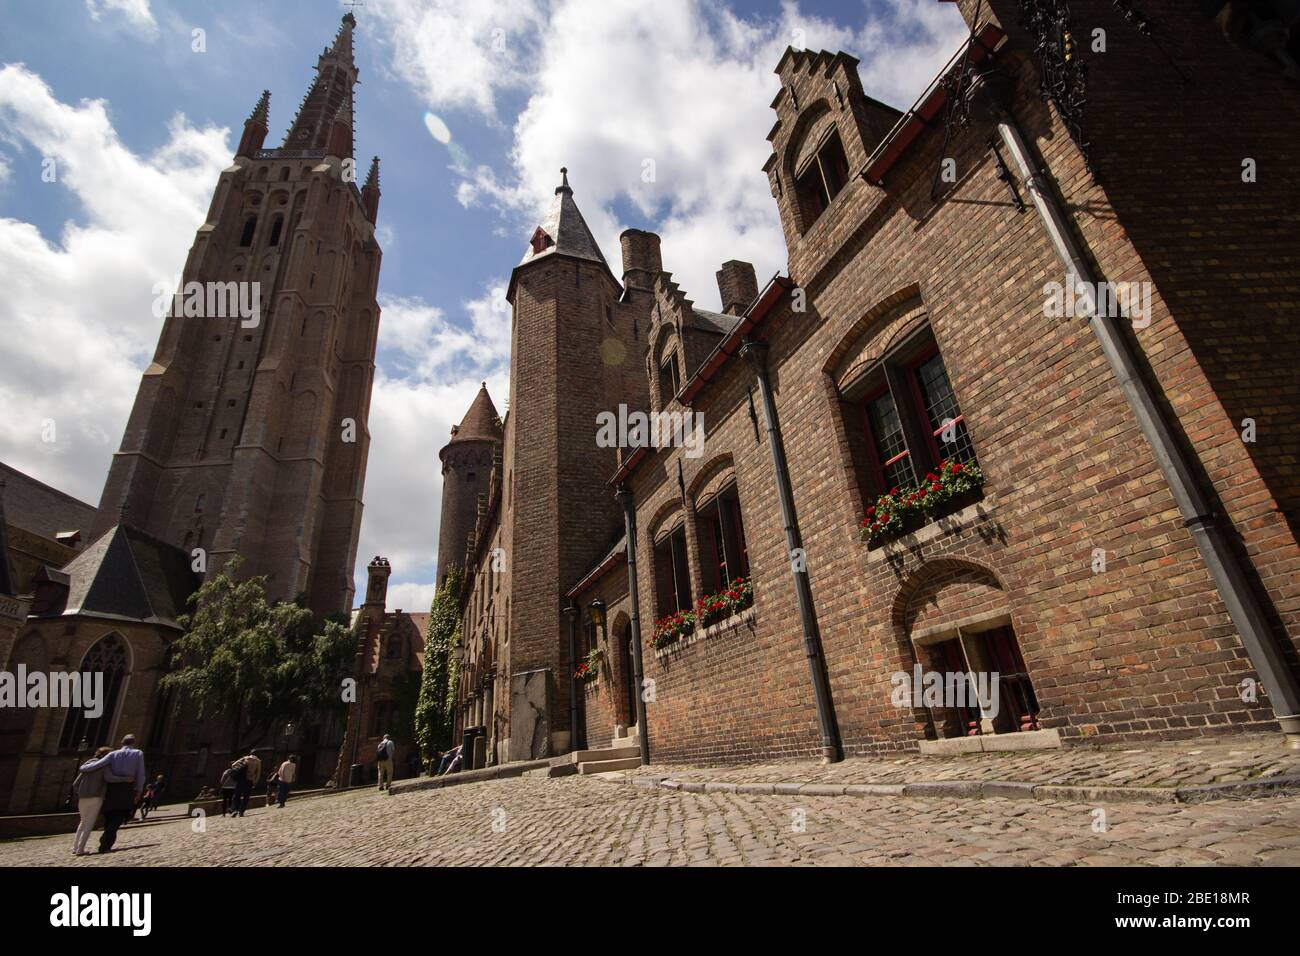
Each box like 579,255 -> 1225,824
0,0 -> 967,611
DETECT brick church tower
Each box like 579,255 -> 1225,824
93,13 -> 382,614
496,170 -> 655,758
436,384 -> 502,587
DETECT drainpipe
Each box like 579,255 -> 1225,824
740,336 -> 842,763
970,70 -> 1300,748
615,485 -> 651,766
563,601 -> 580,752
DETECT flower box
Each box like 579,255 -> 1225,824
859,459 -> 985,547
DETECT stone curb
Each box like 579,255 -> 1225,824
608,774 -> 1300,805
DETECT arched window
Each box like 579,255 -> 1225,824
59,634 -> 129,751
269,216 -> 284,246
239,216 -> 258,247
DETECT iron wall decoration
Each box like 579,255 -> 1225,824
1018,0 -> 1093,174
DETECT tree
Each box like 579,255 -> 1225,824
161,557 -> 355,751
413,565 -> 462,759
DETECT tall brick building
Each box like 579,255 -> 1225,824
95,12 -> 381,615
450,1 -> 1300,768
0,14 -> 383,811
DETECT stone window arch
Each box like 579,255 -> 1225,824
59,633 -> 130,751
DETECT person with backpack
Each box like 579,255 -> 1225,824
376,734 -> 396,792
231,748 -> 262,817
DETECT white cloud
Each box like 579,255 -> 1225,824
355,284 -> 512,607
84,0 -> 159,38
389,0 -> 968,310
366,0 -> 547,119
0,64 -> 230,505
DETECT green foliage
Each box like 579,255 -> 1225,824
414,565 -> 463,758
160,556 -> 355,749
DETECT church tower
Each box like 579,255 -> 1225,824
93,13 -> 382,614
436,384 -> 502,587
500,169 -> 653,758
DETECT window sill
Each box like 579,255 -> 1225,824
653,606 -> 756,659
865,493 -> 994,559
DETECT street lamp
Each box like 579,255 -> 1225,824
587,598 -> 606,633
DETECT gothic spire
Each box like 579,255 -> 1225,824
507,167 -> 619,302
283,14 -> 360,149
247,89 -> 270,126
237,89 -> 271,157
363,155 -> 380,192
361,156 -> 381,223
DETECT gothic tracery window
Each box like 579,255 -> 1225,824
59,634 -> 129,751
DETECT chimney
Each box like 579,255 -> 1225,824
716,260 -> 758,315
619,228 -> 662,292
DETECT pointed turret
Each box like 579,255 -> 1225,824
507,167 -> 619,303
437,384 -> 503,588
283,13 -> 360,150
236,89 -> 270,158
446,383 -> 502,445
362,155 -> 381,223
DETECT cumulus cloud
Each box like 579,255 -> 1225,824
0,64 -> 229,504
365,0 -> 547,119
355,284 -> 511,608
390,0 -> 969,310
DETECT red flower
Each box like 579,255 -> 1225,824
931,482 -> 941,491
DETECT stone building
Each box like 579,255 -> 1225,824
0,14 -> 384,811
452,1 -> 1300,767
336,557 -> 426,784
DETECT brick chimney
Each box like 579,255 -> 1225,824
716,260 -> 758,315
619,228 -> 662,292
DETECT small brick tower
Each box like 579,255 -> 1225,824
436,384 -> 502,586
92,13 -> 382,614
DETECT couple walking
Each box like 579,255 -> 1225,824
72,733 -> 146,856
220,749 -> 297,815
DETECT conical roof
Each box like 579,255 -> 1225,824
507,169 -> 620,301
444,383 -> 502,448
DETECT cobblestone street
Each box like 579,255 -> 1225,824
2,774 -> 1300,867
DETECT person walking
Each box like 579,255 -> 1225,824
231,748 -> 262,817
219,765 -> 238,816
276,755 -> 297,808
71,746 -> 125,856
77,733 -> 146,853
376,734 -> 396,792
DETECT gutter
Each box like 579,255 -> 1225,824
970,70 -> 1300,748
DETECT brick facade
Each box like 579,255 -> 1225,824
456,1 -> 1300,765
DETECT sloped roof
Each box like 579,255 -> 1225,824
0,461 -> 96,541
56,524 -> 197,625
446,383 -> 503,446
690,308 -> 742,337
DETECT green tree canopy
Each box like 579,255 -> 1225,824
161,557 -> 356,750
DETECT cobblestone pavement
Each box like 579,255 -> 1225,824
2,775 -> 1299,866
626,737 -> 1300,792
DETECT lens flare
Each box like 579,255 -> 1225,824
423,112 -> 452,145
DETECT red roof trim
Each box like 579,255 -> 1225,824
565,548 -> 627,598
861,24 -> 1006,187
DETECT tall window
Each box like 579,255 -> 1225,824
654,525 -> 692,618
239,216 -> 257,247
913,351 -> 977,466
857,330 -> 978,497
59,634 -> 128,751
696,483 -> 749,594
658,353 -> 681,406
269,216 -> 284,246
863,388 -> 916,492
795,129 -> 850,229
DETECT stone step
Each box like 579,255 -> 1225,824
554,745 -> 640,766
577,757 -> 642,775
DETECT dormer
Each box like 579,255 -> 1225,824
763,48 -> 902,275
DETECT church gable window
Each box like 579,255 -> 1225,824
795,129 -> 849,231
